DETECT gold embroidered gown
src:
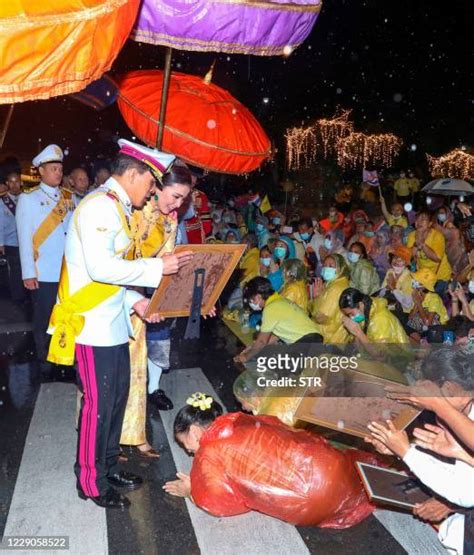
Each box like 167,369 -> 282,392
120,200 -> 177,445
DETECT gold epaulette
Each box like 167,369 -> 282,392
23,186 -> 40,194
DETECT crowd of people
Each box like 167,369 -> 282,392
0,145 -> 472,553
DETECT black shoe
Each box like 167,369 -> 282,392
77,488 -> 130,509
108,471 -> 143,490
148,389 -> 174,411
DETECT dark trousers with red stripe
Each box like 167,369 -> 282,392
74,342 -> 130,497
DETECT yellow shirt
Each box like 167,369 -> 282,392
407,229 -> 452,281
367,298 -> 409,343
422,292 -> 449,324
280,280 -> 309,313
394,178 -> 412,197
409,177 -> 421,193
386,215 -> 408,228
261,292 -> 320,344
310,276 -> 351,343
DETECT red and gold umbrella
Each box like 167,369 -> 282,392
0,0 -> 140,104
117,70 -> 271,174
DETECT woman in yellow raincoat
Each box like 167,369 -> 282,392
280,258 -> 309,313
339,287 -> 409,346
310,253 -> 351,343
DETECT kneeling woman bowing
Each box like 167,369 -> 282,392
163,393 -> 381,528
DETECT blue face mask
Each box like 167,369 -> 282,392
324,238 -> 333,250
351,313 -> 365,323
437,213 -> 447,223
272,217 -> 281,225
300,232 -> 310,241
249,301 -> 262,312
260,257 -> 271,267
321,266 -> 337,282
256,223 -> 265,233
364,231 -> 375,238
347,252 -> 360,264
273,246 -> 286,260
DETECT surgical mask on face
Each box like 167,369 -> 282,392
412,279 -> 421,289
324,238 -> 333,250
223,215 -> 233,223
392,264 -> 405,275
321,266 -> 337,282
300,232 -> 310,241
437,213 -> 447,223
228,200 -> 235,207
256,223 -> 265,233
364,231 -> 375,238
260,257 -> 271,267
273,246 -> 286,259
249,301 -> 262,312
468,280 -> 474,294
347,252 -> 360,264
351,313 -> 365,323
272,217 -> 281,225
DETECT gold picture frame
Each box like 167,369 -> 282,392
293,369 -> 421,439
145,243 -> 246,318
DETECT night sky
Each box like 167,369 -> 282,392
2,0 -> 472,176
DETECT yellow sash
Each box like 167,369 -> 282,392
47,263 -> 120,365
47,189 -> 133,365
32,190 -> 73,261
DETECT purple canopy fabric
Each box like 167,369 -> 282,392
131,0 -> 322,56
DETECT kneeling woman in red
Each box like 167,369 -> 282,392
164,393 -> 379,528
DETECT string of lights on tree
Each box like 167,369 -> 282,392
336,132 -> 403,169
285,109 -> 403,170
285,108 -> 353,170
426,148 -> 473,180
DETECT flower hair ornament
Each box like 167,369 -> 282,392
186,392 -> 213,411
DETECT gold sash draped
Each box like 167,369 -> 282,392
32,191 -> 73,261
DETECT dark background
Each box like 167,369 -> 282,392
1,0 -> 472,178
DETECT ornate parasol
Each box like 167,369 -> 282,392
117,69 -> 271,174
0,0 -> 140,104
131,0 -> 322,56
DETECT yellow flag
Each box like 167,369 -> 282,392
260,194 -> 272,213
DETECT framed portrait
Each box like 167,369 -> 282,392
145,243 -> 246,318
293,369 -> 421,438
356,462 -> 431,510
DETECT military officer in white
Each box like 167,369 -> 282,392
68,167 -> 90,207
0,170 -> 25,302
15,144 -> 74,377
47,139 -> 193,509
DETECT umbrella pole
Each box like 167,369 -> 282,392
0,104 -> 14,149
156,47 -> 173,150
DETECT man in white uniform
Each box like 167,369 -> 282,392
15,145 -> 74,378
68,167 -> 90,207
47,140 -> 192,509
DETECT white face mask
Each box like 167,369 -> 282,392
469,281 -> 474,295
392,264 -> 405,275
249,301 -> 262,312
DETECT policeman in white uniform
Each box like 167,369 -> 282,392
0,170 -> 25,302
47,139 -> 192,509
15,145 -> 74,376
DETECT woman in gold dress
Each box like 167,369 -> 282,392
120,164 -> 194,458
